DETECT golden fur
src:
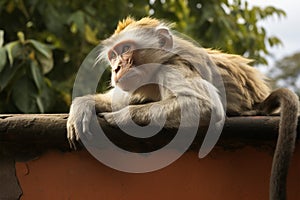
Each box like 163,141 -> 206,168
114,17 -> 160,34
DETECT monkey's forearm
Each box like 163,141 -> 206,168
103,96 -> 213,128
93,93 -> 113,113
129,98 -> 181,127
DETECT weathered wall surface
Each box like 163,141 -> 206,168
1,115 -> 298,199
16,146 -> 300,200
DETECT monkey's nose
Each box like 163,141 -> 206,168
114,65 -> 121,74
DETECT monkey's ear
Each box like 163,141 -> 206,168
156,28 -> 173,50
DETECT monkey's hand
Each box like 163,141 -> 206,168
67,96 -> 97,149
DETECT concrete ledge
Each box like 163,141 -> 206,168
0,114 -> 299,152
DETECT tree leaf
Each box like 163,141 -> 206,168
0,30 -> 4,47
11,76 -> 39,113
42,3 -> 66,34
28,39 -> 52,59
36,96 -> 45,113
27,40 -> 53,74
30,60 -> 43,90
0,60 -> 21,91
0,47 -> 7,73
35,51 -> 54,74
4,41 -> 20,66
67,11 -> 85,34
39,79 -> 54,112
84,24 -> 100,45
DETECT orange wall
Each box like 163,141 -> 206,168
16,146 -> 300,200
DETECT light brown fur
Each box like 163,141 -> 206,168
207,49 -> 270,114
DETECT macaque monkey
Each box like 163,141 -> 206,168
67,17 -> 298,200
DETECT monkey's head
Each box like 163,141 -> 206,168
99,17 -> 174,92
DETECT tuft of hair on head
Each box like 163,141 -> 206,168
114,16 -> 170,35
134,17 -> 161,27
114,16 -> 136,34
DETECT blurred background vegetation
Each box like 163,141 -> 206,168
0,0 -> 298,113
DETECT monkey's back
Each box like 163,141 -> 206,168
206,49 -> 270,115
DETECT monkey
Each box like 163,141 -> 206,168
67,17 -> 298,200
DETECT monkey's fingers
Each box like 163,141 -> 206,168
82,111 -> 93,136
67,124 -> 77,150
68,139 -> 77,150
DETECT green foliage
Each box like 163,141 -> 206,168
0,0 -> 286,113
187,0 -> 285,64
270,52 -> 300,96
0,31 -> 54,113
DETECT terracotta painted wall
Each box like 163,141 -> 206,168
16,146 -> 300,200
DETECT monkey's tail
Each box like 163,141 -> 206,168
259,88 -> 299,200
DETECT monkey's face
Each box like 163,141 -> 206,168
108,46 -> 160,92
106,27 -> 173,92
108,40 -> 135,89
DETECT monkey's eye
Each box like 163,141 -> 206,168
108,51 -> 117,61
122,45 -> 130,54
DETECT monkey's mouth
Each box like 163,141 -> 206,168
116,67 -> 143,91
